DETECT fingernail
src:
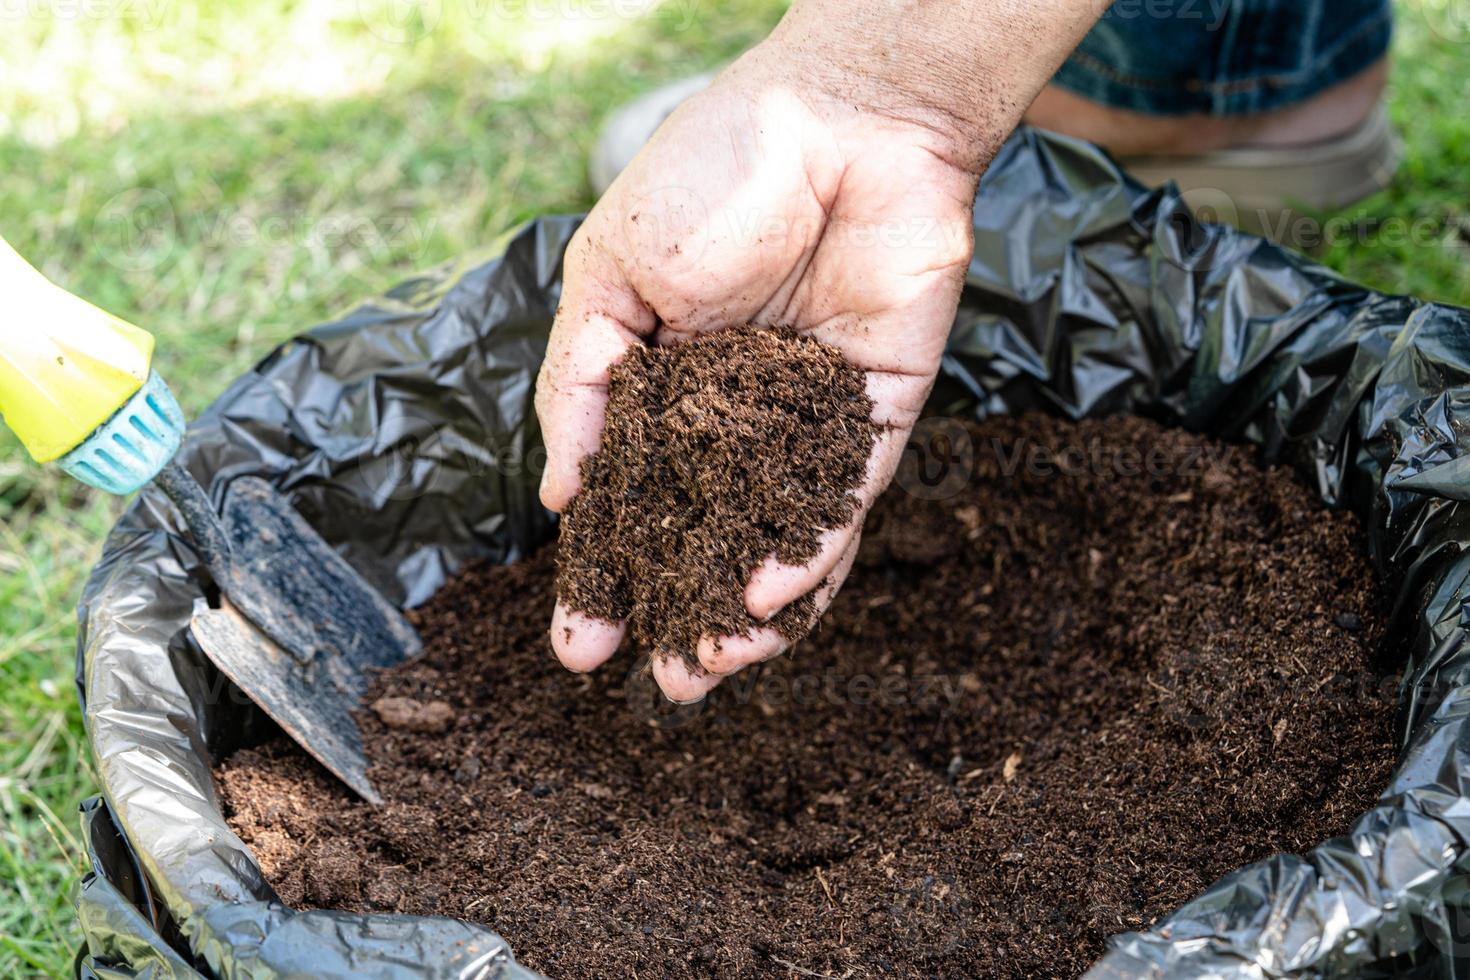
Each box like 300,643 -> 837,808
746,591 -> 776,622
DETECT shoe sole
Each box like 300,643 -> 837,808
590,76 -> 1400,246
589,72 -> 718,196
1119,104 -> 1402,238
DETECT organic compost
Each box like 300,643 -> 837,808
218,412 -> 1396,979
555,326 -> 879,664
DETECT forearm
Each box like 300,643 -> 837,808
758,0 -> 1106,171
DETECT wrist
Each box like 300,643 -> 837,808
755,0 -> 1104,172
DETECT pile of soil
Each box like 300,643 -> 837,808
555,326 -> 878,662
218,413 -> 1397,979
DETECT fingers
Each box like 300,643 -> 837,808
695,625 -> 791,677
744,525 -> 854,621
650,653 -> 723,704
553,421 -> 895,702
699,532 -> 862,677
812,532 -> 863,619
550,602 -> 626,673
743,411 -> 912,621
559,528 -> 858,703
550,604 -> 723,707
534,231 -> 656,513
534,310 -> 643,512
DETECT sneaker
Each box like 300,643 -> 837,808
589,72 -> 717,196
588,73 -> 1400,246
1119,103 -> 1402,241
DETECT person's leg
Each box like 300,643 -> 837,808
1024,57 -> 1388,156
1034,0 -> 1392,146
1023,0 -> 1399,236
591,0 -> 1398,232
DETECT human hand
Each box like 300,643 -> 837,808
537,0 -> 1103,701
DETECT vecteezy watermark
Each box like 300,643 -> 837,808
0,0 -> 168,26
90,187 -> 439,272
92,188 -> 178,272
473,0 -> 703,32
1425,897 -> 1470,961
197,211 -> 435,254
894,417 -> 976,501
720,210 -> 972,257
619,184 -> 714,267
1265,211 -> 1470,254
1100,0 -> 1232,31
358,0 -> 705,44
893,417 -> 1235,501
347,408 -> 548,503
624,657 -> 968,729
615,191 -> 974,276
1183,186 -> 1240,230
885,873 -> 978,954
358,0 -> 442,44
1415,0 -> 1470,44
990,434 -> 1233,481
1159,171 -> 1459,272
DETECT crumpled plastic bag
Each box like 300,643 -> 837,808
75,128 -> 1470,979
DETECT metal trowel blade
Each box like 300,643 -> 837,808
192,597 -> 382,804
188,476 -> 422,803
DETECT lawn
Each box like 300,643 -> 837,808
0,1 -> 1465,975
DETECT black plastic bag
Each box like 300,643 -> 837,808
75,129 -> 1470,979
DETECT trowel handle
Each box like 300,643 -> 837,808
0,236 -> 186,493
154,460 -> 235,588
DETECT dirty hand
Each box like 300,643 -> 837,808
536,0 -> 1103,702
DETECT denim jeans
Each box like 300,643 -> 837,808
1054,0 -> 1392,116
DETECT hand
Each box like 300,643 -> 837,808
536,0 -> 1103,702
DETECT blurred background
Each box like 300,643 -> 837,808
0,0 -> 1465,974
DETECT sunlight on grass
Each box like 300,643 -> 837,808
1319,4 -> 1470,305
0,0 -> 711,144
0,469 -> 109,977
0,1 -> 786,973
4,0 -> 390,144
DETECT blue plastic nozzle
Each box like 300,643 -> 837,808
57,372 -> 186,495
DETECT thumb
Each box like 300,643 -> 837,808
534,236 -> 654,512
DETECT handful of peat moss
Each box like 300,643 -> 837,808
555,327 -> 879,666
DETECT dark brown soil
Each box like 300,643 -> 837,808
217,413 -> 1397,980
555,326 -> 878,663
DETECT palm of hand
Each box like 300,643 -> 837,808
538,60 -> 980,700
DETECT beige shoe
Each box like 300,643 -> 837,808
590,76 -> 1401,248
1119,104 -> 1402,242
589,72 -> 717,196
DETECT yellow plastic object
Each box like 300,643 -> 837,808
0,237 -> 154,462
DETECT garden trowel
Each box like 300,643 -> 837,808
0,235 -> 415,803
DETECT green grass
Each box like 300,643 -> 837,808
0,1 -> 1465,975
1319,5 -> 1470,301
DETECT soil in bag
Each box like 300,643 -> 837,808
218,408 -> 1397,979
